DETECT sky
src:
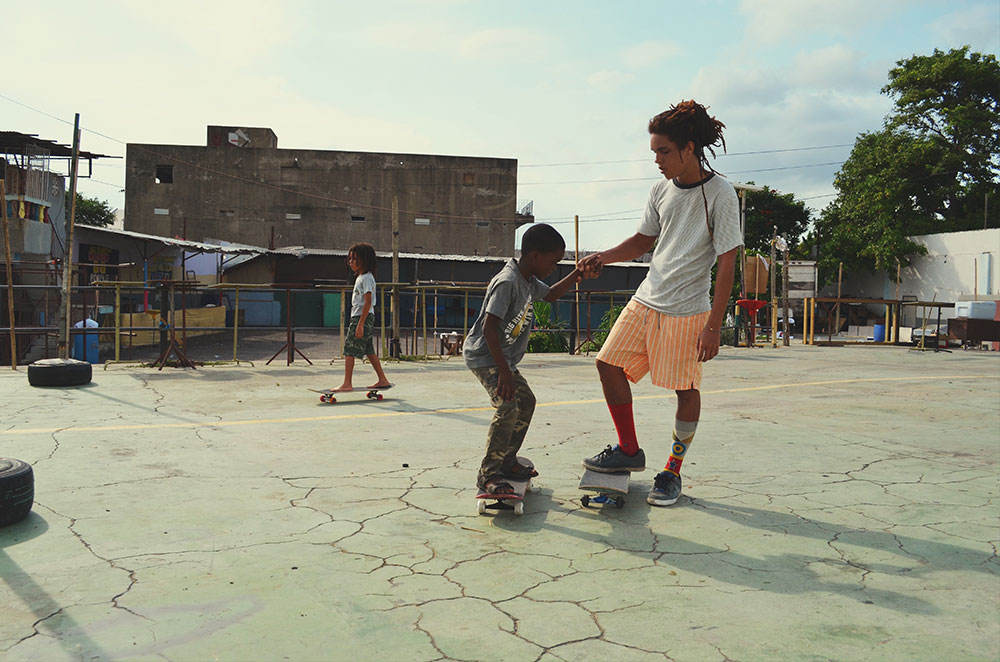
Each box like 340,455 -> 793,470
3,0 -> 998,250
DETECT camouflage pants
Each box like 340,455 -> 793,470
471,366 -> 536,487
344,315 -> 375,358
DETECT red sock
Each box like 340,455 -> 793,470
607,403 -> 639,455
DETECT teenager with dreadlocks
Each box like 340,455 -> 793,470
578,100 -> 742,506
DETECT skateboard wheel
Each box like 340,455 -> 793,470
376,394 -> 383,401
581,495 -> 590,508
514,501 -> 524,515
477,500 -> 486,515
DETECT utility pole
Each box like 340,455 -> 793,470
60,114 -> 81,359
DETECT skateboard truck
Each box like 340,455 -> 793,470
581,493 -> 625,509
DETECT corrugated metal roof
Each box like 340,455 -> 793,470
76,225 -> 269,255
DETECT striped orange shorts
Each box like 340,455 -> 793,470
596,300 -> 710,390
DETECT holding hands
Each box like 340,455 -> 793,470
578,253 -> 604,279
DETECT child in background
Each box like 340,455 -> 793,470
334,242 -> 392,392
463,224 -> 585,497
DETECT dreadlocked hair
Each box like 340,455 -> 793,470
648,100 -> 727,169
648,100 -> 728,239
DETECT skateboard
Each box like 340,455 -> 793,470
309,384 -> 393,404
476,457 -> 533,516
578,468 -> 629,509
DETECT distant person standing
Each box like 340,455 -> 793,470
334,242 -> 391,392
579,100 -> 742,506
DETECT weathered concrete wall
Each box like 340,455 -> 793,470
125,128 -> 527,257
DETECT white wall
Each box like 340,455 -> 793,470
834,228 -> 999,326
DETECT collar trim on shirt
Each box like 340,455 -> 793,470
673,173 -> 716,190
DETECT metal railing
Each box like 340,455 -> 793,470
2,281 -> 759,367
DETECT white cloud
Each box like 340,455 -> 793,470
114,0 -> 291,64
587,70 -> 635,92
739,0 -> 915,42
459,28 -> 548,60
789,45 -> 885,92
929,5 -> 1000,51
622,40 -> 682,69
365,21 -> 548,60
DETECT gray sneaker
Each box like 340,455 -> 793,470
582,445 -> 645,473
647,471 -> 682,506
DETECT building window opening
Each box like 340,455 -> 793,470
351,215 -> 366,223
155,165 -> 174,184
463,173 -> 475,186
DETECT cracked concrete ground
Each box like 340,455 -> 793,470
0,345 -> 997,661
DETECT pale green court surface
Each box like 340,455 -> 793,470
1,346 -> 997,661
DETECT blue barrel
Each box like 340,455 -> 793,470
873,324 -> 886,342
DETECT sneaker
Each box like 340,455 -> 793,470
647,471 -> 682,506
582,445 -> 645,473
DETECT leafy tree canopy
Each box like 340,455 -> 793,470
68,192 -> 116,228
741,182 -> 812,255
817,47 -> 999,285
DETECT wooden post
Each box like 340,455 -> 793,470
834,261 -> 843,336
770,228 -> 777,347
782,246 -> 790,346
391,195 -> 400,355
61,114 -> 82,359
574,214 -> 580,354
1,179 -> 16,368
114,283 -> 121,362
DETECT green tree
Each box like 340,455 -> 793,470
741,183 -> 812,254
67,192 -> 116,227
818,47 -> 1000,285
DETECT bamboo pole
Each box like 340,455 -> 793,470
115,283 -> 121,362
574,214 -> 580,353
770,228 -> 777,347
391,195 -> 400,355
782,246 -> 790,346
61,114 -> 81,359
1,180 -> 16,368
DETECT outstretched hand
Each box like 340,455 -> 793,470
578,253 -> 604,279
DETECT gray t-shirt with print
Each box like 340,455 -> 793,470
350,272 -> 376,318
463,259 -> 550,370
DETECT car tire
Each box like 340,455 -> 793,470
27,358 -> 92,387
0,458 -> 34,527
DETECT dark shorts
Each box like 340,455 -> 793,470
344,315 -> 376,358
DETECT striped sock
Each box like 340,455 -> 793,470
665,419 -> 697,476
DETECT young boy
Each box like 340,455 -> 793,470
579,100 -> 742,506
464,224 -> 584,497
334,242 -> 391,392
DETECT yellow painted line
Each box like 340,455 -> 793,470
2,374 -> 994,436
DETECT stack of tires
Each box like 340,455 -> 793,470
0,459 -> 33,526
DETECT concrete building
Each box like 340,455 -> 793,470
124,126 -> 533,256
829,228 -> 1000,327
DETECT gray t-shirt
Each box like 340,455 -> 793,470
463,259 -> 551,370
350,272 -> 376,318
632,174 -> 743,316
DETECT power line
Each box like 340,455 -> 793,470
519,144 -> 853,167
520,161 -> 845,185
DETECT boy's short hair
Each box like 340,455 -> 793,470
520,223 -> 566,255
348,242 -> 377,274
